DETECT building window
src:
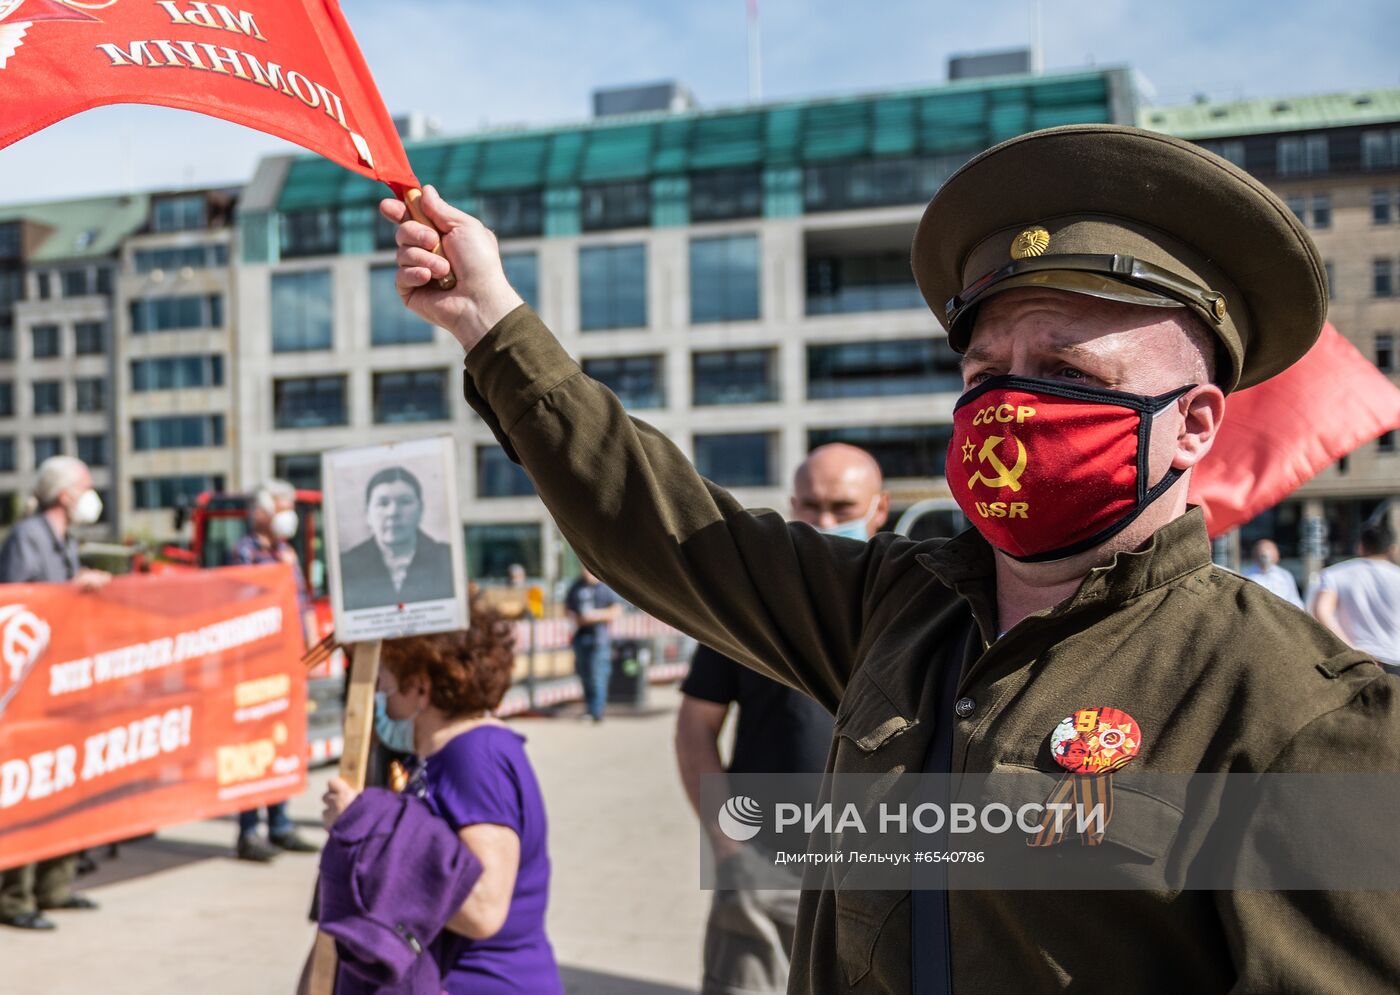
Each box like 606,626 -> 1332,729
1380,431 -> 1397,454
466,522 -> 542,580
1199,139 -> 1246,169
693,432 -> 776,487
806,251 -> 922,314
275,454 -> 322,492
1361,128 -> 1400,171
804,153 -> 969,213
32,380 -> 62,415
74,321 -> 106,356
808,423 -> 955,479
370,265 -> 433,346
36,272 -> 51,300
1284,194 -> 1305,223
132,474 -> 225,510
478,190 -> 545,239
31,324 -> 60,359
0,438 -> 13,472
1311,194 -> 1331,229
692,348 -> 778,406
579,243 -> 647,331
583,354 -> 665,409
132,414 -> 225,451
373,369 -> 449,423
0,382 -> 12,417
0,223 -> 18,259
279,208 -> 339,257
1375,258 -> 1395,298
133,244 -> 227,273
1324,261 -> 1336,301
690,168 -> 763,223
272,270 -> 333,352
33,436 -> 62,464
1374,190 -> 1394,226
581,181 -> 651,232
808,338 -> 962,399
131,354 -> 224,392
129,294 -> 223,333
0,268 -> 21,308
690,234 -> 760,323
1277,134 -> 1328,177
153,195 -> 208,233
476,445 -> 535,498
76,434 -> 107,467
61,269 -> 90,298
1377,334 -> 1395,373
95,266 -> 113,296
75,378 -> 106,413
0,317 -> 11,360
502,252 -> 539,311
274,376 -> 347,429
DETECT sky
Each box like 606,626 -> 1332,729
3,0 -> 1399,203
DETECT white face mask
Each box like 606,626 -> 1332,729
70,489 -> 103,526
817,496 -> 881,542
272,509 -> 299,540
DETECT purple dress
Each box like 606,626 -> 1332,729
418,725 -> 562,995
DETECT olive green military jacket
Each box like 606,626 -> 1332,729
464,306 -> 1400,994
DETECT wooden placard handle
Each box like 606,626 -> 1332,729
403,188 -> 458,291
306,640 -> 383,995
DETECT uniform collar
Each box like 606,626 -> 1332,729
918,506 -> 1215,624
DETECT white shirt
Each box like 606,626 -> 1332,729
1241,563 -> 1304,609
1314,557 -> 1400,666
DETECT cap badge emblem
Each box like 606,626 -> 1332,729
1010,226 -> 1051,260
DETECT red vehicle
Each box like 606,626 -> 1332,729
167,489 -> 346,761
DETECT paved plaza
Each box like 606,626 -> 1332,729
0,685 -> 709,995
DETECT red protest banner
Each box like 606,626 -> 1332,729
0,0 -> 416,193
0,564 -> 307,871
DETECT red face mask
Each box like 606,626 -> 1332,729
945,376 -> 1194,562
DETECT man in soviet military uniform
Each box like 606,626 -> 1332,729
381,126 -> 1400,993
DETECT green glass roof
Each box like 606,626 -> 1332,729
1141,88 -> 1400,140
276,68 -> 1126,212
0,192 -> 150,262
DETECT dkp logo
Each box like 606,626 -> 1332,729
0,604 -> 50,710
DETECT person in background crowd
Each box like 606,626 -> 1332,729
1240,537 -> 1303,608
321,603 -> 562,994
564,565 -> 621,723
676,443 -> 887,995
1310,522 -> 1400,673
227,479 -> 319,862
0,456 -> 108,931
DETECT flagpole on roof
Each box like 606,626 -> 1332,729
746,0 -> 763,103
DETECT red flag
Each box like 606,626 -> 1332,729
1188,323 -> 1400,536
0,0 -> 416,194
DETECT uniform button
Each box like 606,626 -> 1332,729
954,696 -> 976,718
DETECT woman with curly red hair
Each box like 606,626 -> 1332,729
322,602 -> 562,994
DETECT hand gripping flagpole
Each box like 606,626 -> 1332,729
402,188 -> 458,292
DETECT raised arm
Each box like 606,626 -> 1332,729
380,189 -> 908,710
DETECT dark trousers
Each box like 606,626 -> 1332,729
238,802 -> 293,838
574,636 -> 612,720
0,854 -> 77,918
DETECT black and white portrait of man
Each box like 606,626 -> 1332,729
339,465 -> 455,610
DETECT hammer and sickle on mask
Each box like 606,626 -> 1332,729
966,435 -> 1028,491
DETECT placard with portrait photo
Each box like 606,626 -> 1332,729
322,436 -> 468,642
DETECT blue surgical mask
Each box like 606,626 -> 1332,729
817,497 -> 880,542
374,691 -> 416,754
